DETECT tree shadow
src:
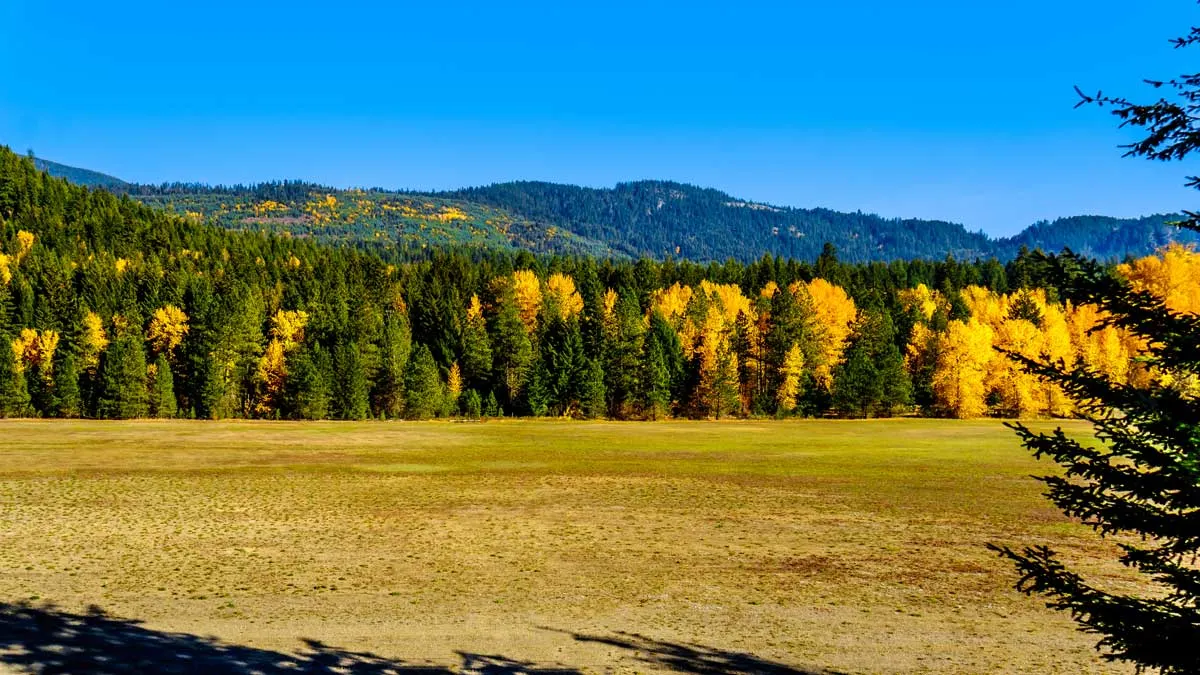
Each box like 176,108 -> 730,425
0,601 -> 845,674
0,601 -> 577,674
560,629 -> 848,675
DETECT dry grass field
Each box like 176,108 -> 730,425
0,419 -> 1133,674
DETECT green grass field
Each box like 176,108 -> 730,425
0,419 -> 1131,673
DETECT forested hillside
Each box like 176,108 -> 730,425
1,147 -> 1195,421
34,155 -> 1193,263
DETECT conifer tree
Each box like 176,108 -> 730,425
51,350 -> 80,418
462,388 -> 482,420
0,332 -> 30,417
832,311 -> 911,417
489,281 -> 533,410
96,333 -> 148,419
403,344 -> 443,420
148,353 -> 177,419
333,340 -> 369,420
991,15 -> 1200,673
283,342 -> 330,420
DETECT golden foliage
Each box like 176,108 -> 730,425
147,305 -> 190,355
466,294 -> 484,322
15,230 -> 34,262
511,270 -> 543,332
932,318 -> 994,418
447,362 -> 463,398
1117,243 -> 1200,315
80,311 -> 109,370
649,283 -> 693,323
544,273 -> 584,320
776,343 -> 805,412
12,328 -> 59,375
801,278 -> 857,389
114,258 -> 130,275
898,283 -> 944,321
0,253 -> 11,286
268,309 -> 309,349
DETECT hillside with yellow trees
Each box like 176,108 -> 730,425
0,147 -> 1196,420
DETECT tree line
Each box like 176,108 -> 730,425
0,146 -> 1193,420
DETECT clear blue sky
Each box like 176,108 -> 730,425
1,0 -> 1196,236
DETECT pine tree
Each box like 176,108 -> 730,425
489,282 -> 533,410
403,344 -> 443,420
96,333 -> 148,419
371,310 -> 411,418
990,17 -> 1200,673
579,356 -> 606,419
283,342 -> 330,420
0,332 -> 30,417
832,311 -> 911,417
462,388 -> 482,420
482,390 -> 499,418
148,354 -> 177,418
52,351 -> 80,418
461,294 -> 493,390
333,340 -> 369,420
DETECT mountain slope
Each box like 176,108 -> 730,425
25,153 -> 1195,262
31,157 -> 129,190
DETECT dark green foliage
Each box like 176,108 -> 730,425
51,352 -> 80,418
990,251 -> 1200,673
831,311 -> 911,417
283,343 -> 330,420
370,311 -> 411,418
482,390 -> 499,417
96,334 -> 148,419
403,344 -> 443,420
603,292 -> 645,418
333,341 -> 370,421
991,21 -> 1200,673
0,333 -> 30,417
462,389 -> 482,419
643,312 -> 685,418
148,355 -> 177,419
488,284 -> 533,409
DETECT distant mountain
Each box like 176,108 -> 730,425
28,154 -> 1195,262
31,156 -> 129,190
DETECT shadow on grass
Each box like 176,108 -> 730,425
561,630 -> 845,675
0,602 -> 841,674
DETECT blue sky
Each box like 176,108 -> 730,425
1,0 -> 1196,236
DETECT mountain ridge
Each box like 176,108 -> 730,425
25,152 -> 1194,262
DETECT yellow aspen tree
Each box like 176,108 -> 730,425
511,270 -> 543,333
898,283 -> 943,321
932,318 -> 994,418
801,278 -> 857,389
14,230 -> 34,262
447,362 -> 463,398
11,329 -> 58,376
0,253 -> 11,285
147,305 -> 190,356
1040,302 -> 1075,416
776,342 -> 805,412
254,309 -> 311,415
991,318 -> 1046,416
692,305 -> 740,418
114,258 -> 130,275
543,273 -> 584,320
79,311 -> 109,371
1117,243 -> 1200,315
649,282 -> 692,324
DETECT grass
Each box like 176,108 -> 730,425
0,419 -> 1131,673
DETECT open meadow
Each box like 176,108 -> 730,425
0,419 -> 1132,674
